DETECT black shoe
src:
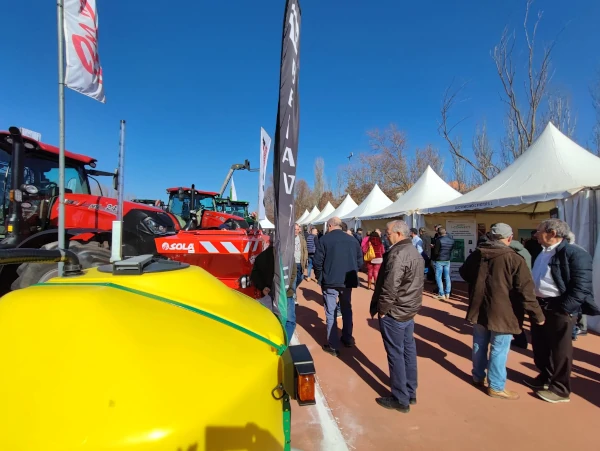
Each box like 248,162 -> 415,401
576,328 -> 588,337
523,377 -> 549,391
409,398 -> 417,405
322,344 -> 340,357
341,337 -> 356,348
376,396 -> 410,413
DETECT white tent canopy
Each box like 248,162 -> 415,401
296,209 -> 310,224
343,184 -> 393,221
298,206 -> 320,225
259,217 -> 275,229
314,194 -> 358,225
309,202 -> 336,225
423,123 -> 600,214
363,166 -> 462,220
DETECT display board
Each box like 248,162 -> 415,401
446,219 -> 477,281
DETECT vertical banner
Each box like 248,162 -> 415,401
446,219 -> 477,281
258,127 -> 272,221
230,176 -> 238,201
273,0 -> 301,334
64,0 -> 106,103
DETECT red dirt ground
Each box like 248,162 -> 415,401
290,276 -> 600,451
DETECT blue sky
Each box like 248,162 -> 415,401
1,0 -> 599,211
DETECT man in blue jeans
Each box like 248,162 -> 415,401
313,217 -> 364,357
370,220 -> 424,413
432,227 -> 454,299
459,223 -> 545,400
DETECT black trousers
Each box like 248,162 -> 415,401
530,308 -> 577,397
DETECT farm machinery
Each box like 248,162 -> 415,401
0,127 -> 267,297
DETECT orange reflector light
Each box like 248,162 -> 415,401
297,374 -> 315,405
9,190 -> 14,202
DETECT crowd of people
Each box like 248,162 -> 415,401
251,216 -> 599,413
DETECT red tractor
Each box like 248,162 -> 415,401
0,127 -> 268,297
160,186 -> 270,296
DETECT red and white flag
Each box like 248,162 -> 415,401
64,0 -> 105,103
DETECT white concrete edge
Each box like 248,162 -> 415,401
290,333 -> 349,451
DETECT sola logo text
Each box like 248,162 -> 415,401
161,242 -> 195,253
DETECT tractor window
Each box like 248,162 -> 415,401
3,154 -> 90,195
197,195 -> 215,211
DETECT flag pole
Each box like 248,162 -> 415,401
57,0 -> 66,277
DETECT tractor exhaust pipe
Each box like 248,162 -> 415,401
0,249 -> 82,276
5,127 -> 26,245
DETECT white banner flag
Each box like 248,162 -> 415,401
64,0 -> 106,103
258,127 -> 272,221
230,176 -> 238,201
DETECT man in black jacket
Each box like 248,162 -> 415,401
250,245 -> 297,344
370,220 -> 424,413
432,227 -> 455,299
525,219 -> 600,403
313,217 -> 364,357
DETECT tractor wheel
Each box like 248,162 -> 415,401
11,241 -> 111,291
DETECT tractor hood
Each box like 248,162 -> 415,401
53,194 -> 181,232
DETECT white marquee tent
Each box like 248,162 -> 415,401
309,202 -> 336,225
362,166 -> 462,227
423,123 -> 600,215
259,217 -> 275,229
313,194 -> 358,225
296,209 -> 310,224
342,184 -> 393,229
422,122 -> 600,332
298,206 -> 321,225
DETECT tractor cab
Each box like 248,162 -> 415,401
215,197 -> 256,226
0,131 -> 98,240
166,186 -> 248,230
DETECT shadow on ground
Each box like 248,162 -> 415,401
296,304 -> 391,397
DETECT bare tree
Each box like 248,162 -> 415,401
294,179 -> 313,220
472,121 -> 499,185
312,157 -> 325,207
317,191 -> 336,211
439,80 -> 499,182
344,124 -> 444,201
493,0 -> 564,162
541,91 -> 577,138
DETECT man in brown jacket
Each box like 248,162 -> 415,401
460,223 -> 545,400
370,220 -> 424,413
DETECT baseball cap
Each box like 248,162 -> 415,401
490,223 -> 513,239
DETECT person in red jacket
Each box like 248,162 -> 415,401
363,231 -> 385,290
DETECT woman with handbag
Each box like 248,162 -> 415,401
362,231 -> 385,290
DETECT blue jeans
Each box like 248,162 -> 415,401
472,324 -> 513,391
322,287 -> 353,350
379,316 -> 418,406
292,263 -> 303,295
434,261 -> 451,296
306,254 -> 314,278
285,296 -> 296,344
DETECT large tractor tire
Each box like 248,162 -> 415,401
11,241 -> 111,291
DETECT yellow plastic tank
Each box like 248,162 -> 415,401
0,262 -> 295,450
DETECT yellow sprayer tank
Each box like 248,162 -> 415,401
0,256 -> 313,450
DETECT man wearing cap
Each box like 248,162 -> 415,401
460,223 -> 545,400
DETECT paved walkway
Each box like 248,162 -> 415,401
290,276 -> 600,451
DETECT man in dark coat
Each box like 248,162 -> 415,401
432,227 -> 455,299
526,219 -> 600,403
313,217 -> 364,356
251,244 -> 297,344
460,223 -> 545,401
370,220 -> 424,413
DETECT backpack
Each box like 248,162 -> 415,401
364,242 -> 375,262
